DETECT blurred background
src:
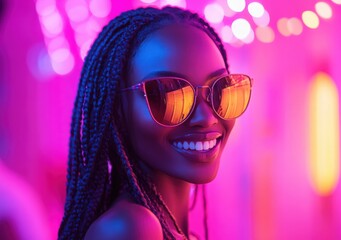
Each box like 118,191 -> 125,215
0,0 -> 340,239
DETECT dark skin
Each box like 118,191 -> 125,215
85,24 -> 235,240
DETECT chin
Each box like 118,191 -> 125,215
178,156 -> 221,184
186,171 -> 219,184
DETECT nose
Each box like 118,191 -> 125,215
187,87 -> 218,128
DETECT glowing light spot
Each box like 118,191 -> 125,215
65,0 -> 89,23
27,43 -> 54,80
221,25 -> 233,43
231,18 -> 251,40
47,36 -> 69,54
241,29 -> 254,44
315,2 -> 333,19
41,10 -> 64,36
287,17 -> 303,35
224,4 -> 236,17
253,10 -> 270,27
331,0 -> 341,4
140,0 -> 157,3
302,11 -> 319,29
277,18 -> 290,36
36,0 -> 56,17
160,0 -> 187,8
89,0 -> 111,18
248,2 -> 265,18
255,26 -> 275,43
230,39 -> 244,47
204,3 -> 225,24
80,39 -> 94,60
227,0 -> 246,12
50,48 -> 75,75
309,72 -> 340,196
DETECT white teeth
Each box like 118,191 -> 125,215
203,141 -> 210,150
209,139 -> 216,148
195,142 -> 203,151
183,141 -> 189,150
172,139 -> 219,151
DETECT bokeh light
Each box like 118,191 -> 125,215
287,17 -> 303,35
65,0 -> 89,23
41,10 -> 64,36
241,29 -> 255,44
80,39 -> 93,60
35,0 -> 56,17
315,2 -> 333,19
231,18 -> 251,40
253,10 -> 270,27
220,25 -> 233,43
160,0 -> 187,8
140,0 -> 157,3
309,72 -> 340,196
277,18 -> 290,36
248,2 -> 265,18
50,48 -> 75,75
47,36 -> 70,54
302,11 -> 319,29
255,26 -> 275,43
331,0 -> 341,4
204,3 -> 225,24
227,0 -> 246,13
27,43 -> 54,80
89,0 -> 111,18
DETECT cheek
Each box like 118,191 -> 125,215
220,119 -> 236,147
126,94 -> 169,164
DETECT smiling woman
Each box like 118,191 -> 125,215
58,6 -> 252,240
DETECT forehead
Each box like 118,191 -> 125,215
129,24 -> 226,85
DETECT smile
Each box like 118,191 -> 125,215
172,139 -> 217,151
170,132 -> 222,154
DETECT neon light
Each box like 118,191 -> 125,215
309,72 -> 340,196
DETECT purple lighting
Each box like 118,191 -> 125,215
2,1 -> 341,240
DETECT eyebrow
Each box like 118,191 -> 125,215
142,68 -> 228,81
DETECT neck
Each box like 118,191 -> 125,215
152,171 -> 191,237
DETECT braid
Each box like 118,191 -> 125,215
59,6 -> 229,240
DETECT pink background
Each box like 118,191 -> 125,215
0,0 -> 340,239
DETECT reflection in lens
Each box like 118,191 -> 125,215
213,75 -> 251,119
145,78 -> 194,125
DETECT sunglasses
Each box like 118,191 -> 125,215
121,74 -> 252,127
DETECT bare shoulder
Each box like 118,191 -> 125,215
84,199 -> 163,240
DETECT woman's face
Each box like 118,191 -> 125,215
124,24 -> 235,183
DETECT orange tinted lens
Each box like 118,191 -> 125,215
144,78 -> 195,126
212,75 -> 251,119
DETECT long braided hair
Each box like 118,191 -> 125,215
58,6 -> 229,240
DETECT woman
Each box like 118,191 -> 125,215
58,6 -> 252,240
